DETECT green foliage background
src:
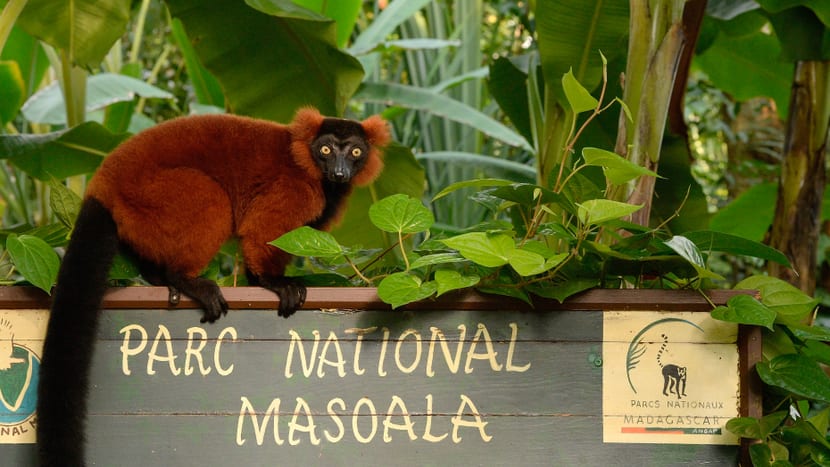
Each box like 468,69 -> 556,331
1,0 -> 830,463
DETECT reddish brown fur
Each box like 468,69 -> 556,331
86,108 -> 388,280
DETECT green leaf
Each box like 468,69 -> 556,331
682,230 -> 791,267
528,277 -> 599,303
545,252 -> 569,269
347,0 -> 433,55
760,411 -> 789,439
508,248 -> 548,276
757,354 -> 830,403
809,407 -> 830,439
802,339 -> 830,365
21,73 -> 174,125
377,272 -> 437,309
368,194 -> 434,234
415,152 -> 535,180
664,235 -> 724,280
355,81 -> 533,151
535,0 -> 629,102
108,253 -> 140,280
0,61 -> 24,124
788,323 -> 830,342
490,183 -> 573,212
6,234 -> 59,294
48,180 -> 82,230
578,199 -> 643,225
0,122 -> 128,180
432,178 -> 515,201
292,0 -> 361,48
434,270 -> 479,296
330,144 -> 425,254
562,68 -> 598,113
652,136 -> 711,234
711,295 -> 776,330
410,252 -> 467,269
582,147 -> 660,185
725,417 -> 762,439
169,18 -> 224,108
709,183 -> 777,242
478,281 -> 532,305
488,56 -> 534,144
748,443 -> 773,467
665,235 -> 706,268
695,29 -> 793,118
16,223 -> 69,248
0,25 -> 50,99
762,3 -> 830,61
270,226 -> 344,258
441,232 -> 513,268
102,63 -> 141,134
167,0 -> 364,121
16,0 -> 131,68
739,275 -> 821,324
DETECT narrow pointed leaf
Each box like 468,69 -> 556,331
355,81 -> 532,150
683,230 -> 791,267
562,68 -> 598,113
0,61 -> 24,124
582,147 -> 660,184
578,199 -> 643,225
49,180 -> 82,229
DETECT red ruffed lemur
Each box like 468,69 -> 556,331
37,108 -> 390,466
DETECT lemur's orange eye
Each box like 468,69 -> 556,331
351,148 -> 362,157
320,145 -> 331,155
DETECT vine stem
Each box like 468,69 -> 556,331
554,59 -> 610,192
128,0 -> 152,63
398,231 -> 410,270
345,255 -> 373,285
349,233 -> 414,282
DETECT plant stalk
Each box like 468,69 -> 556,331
0,0 -> 27,55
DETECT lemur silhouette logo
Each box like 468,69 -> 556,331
624,317 -> 702,398
0,317 -> 40,431
656,333 -> 687,399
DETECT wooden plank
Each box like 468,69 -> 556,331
0,287 -> 758,466
0,286 -> 754,311
0,414 -> 742,466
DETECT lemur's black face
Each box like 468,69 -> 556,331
310,118 -> 370,183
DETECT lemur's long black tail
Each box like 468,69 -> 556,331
37,197 -> 120,467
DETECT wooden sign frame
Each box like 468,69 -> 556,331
0,287 -> 760,466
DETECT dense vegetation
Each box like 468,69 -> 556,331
1,1 -> 830,464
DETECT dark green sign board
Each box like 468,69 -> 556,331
0,287 -> 759,466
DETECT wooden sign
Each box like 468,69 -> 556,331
0,287 -> 759,465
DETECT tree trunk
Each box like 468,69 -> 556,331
768,61 -> 830,295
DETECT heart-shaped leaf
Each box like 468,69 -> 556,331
369,194 -> 434,234
377,272 -> 437,308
